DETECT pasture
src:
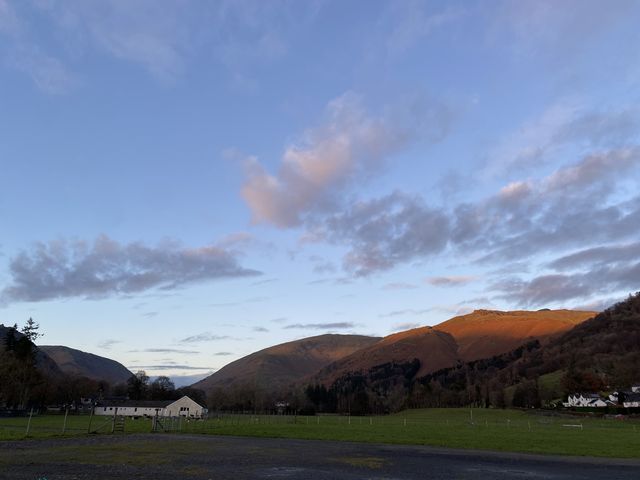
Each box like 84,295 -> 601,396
1,408 -> 639,458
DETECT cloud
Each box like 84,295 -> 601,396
129,348 -> 199,355
97,339 -> 121,350
0,235 -> 260,304
379,309 -> 430,318
493,262 -> 640,308
283,322 -> 356,330
390,322 -> 422,331
302,146 -> 638,277
0,1 -> 76,94
426,275 -> 477,287
548,242 -> 640,271
382,282 -> 418,290
385,2 -> 465,54
209,296 -> 269,307
179,333 -> 231,343
496,0 -> 635,62
0,2 -> 316,90
213,351 -> 233,356
250,278 -> 278,286
454,147 -> 640,263
252,326 -> 268,333
319,192 -> 451,275
241,92 -> 452,227
485,102 -> 640,178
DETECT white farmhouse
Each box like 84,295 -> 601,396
564,393 -> 607,408
95,395 -> 207,418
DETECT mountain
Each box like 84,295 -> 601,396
192,334 -> 380,393
0,324 -> 62,377
39,345 -> 133,384
415,293 -> 640,408
314,309 -> 596,384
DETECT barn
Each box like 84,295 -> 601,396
94,395 -> 207,418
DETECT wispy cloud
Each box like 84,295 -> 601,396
390,322 -> 422,331
0,235 -> 259,304
213,351 -> 233,356
0,2 -> 317,91
382,282 -> 418,290
179,332 -> 231,343
209,296 -> 269,307
384,2 -> 465,55
426,275 -> 477,287
252,326 -> 269,333
379,309 -> 430,318
283,322 -> 357,330
97,339 -> 121,350
129,348 -> 199,355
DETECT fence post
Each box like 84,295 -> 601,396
25,408 -> 34,437
87,407 -> 94,434
62,407 -> 69,435
111,408 -> 117,434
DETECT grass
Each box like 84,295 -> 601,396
1,409 -> 639,458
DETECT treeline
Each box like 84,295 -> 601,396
0,319 -> 45,409
0,321 -> 206,411
302,293 -> 640,414
114,371 -> 206,406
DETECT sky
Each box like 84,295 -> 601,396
1,0 -> 639,386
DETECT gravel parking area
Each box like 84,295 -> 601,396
1,433 -> 639,479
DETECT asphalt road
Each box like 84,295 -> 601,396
1,434 -> 639,479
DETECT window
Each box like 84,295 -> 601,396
134,408 -> 137,412
103,408 -> 107,412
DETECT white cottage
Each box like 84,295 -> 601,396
564,393 -> 608,408
95,395 -> 207,418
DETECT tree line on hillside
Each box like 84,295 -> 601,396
0,321 -> 206,412
300,293 -> 640,415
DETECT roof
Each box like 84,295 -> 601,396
570,393 -> 600,398
96,399 -> 174,408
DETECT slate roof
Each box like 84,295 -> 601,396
96,399 -> 174,408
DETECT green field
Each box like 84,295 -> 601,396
1,409 -> 639,458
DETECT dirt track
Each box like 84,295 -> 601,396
1,433 -> 639,479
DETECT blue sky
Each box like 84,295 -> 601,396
1,0 -> 639,385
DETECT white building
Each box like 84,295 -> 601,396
622,393 -> 640,408
95,395 -> 207,418
564,393 -> 608,408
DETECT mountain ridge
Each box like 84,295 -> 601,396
39,345 -> 133,385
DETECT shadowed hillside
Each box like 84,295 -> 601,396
0,324 -> 62,378
192,334 -> 380,394
40,345 -> 133,384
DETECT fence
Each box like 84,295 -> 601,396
1,409 -> 638,447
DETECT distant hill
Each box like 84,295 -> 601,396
313,309 -> 596,385
0,324 -> 62,377
192,334 -> 380,393
40,345 -> 133,384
